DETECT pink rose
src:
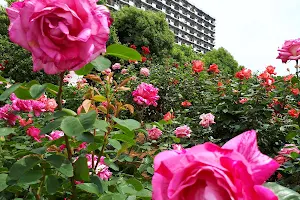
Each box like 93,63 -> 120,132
26,126 -> 44,142
47,130 -> 64,141
239,98 -> 248,104
274,155 -> 288,165
147,127 -> 162,140
132,83 -> 160,107
278,144 -> 300,155
77,142 -> 87,151
277,38 -> 300,63
45,99 -> 58,112
102,68 -> 111,75
121,69 -> 128,75
152,130 -> 279,200
6,0 -> 111,74
112,63 -> 121,70
199,113 -> 215,128
86,154 -> 112,181
140,67 -> 150,77
174,125 -> 191,138
0,104 -> 19,126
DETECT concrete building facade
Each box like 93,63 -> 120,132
106,0 -> 215,54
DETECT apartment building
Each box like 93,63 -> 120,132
106,0 -> 215,54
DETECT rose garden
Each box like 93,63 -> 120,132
0,0 -> 300,199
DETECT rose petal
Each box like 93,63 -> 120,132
222,130 -> 279,184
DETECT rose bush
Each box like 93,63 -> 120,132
0,0 -> 300,199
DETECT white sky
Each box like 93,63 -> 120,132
189,0 -> 300,76
0,0 -> 6,7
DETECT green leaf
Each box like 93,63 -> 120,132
74,157 -> 90,182
94,120 -> 109,132
112,117 -> 141,131
108,139 -> 122,150
0,174 -> 8,192
45,175 -> 60,194
46,155 -> 73,177
92,95 -> 107,102
45,83 -> 59,96
264,182 -> 300,200
0,83 -> 22,101
0,75 -> 7,83
90,175 -> 103,194
120,186 -> 136,195
8,156 -> 41,180
126,178 -> 143,191
0,128 -> 15,136
77,183 -> 100,195
290,152 -> 299,159
18,169 -> 43,185
61,116 -> 85,137
75,63 -> 94,75
41,118 -> 63,134
76,132 -> 94,143
91,56 -> 111,72
79,110 -> 97,130
87,143 -> 102,152
14,80 -> 39,99
29,84 -> 47,99
62,108 -> 77,116
136,189 -> 152,198
112,134 -> 135,146
106,44 -> 142,61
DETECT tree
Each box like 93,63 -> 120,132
171,44 -> 202,65
112,6 -> 175,57
202,47 -> 239,74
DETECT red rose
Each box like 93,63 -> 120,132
207,63 -> 220,73
130,44 -> 137,49
141,46 -> 150,55
192,60 -> 204,73
181,100 -> 192,107
163,112 -> 175,121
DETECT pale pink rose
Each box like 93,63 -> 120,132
0,104 -> 18,126
147,127 -> 162,140
112,63 -> 121,70
37,94 -> 48,104
140,67 -> 150,77
132,82 -> 160,107
277,38 -> 300,63
278,144 -> 300,155
121,69 -> 128,75
102,68 -> 111,75
47,131 -> 64,141
26,126 -> 44,142
199,113 -> 215,128
130,76 -> 137,81
45,99 -> 57,112
6,0 -> 111,74
86,154 -> 112,180
172,144 -> 184,151
152,130 -> 279,200
174,125 -> 191,138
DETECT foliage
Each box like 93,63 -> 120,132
112,6 -> 175,57
170,44 -> 203,65
202,47 -> 239,74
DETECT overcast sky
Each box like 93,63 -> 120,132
189,0 -> 300,75
1,0 -> 299,75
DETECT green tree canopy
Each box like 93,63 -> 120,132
112,6 -> 175,56
171,44 -> 202,65
202,47 -> 239,74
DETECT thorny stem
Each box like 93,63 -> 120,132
57,72 -> 77,199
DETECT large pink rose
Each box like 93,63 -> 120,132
6,0 -> 112,74
132,82 -> 160,107
152,130 -> 279,200
277,38 -> 300,63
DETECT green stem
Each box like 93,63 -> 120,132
57,72 -> 77,199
